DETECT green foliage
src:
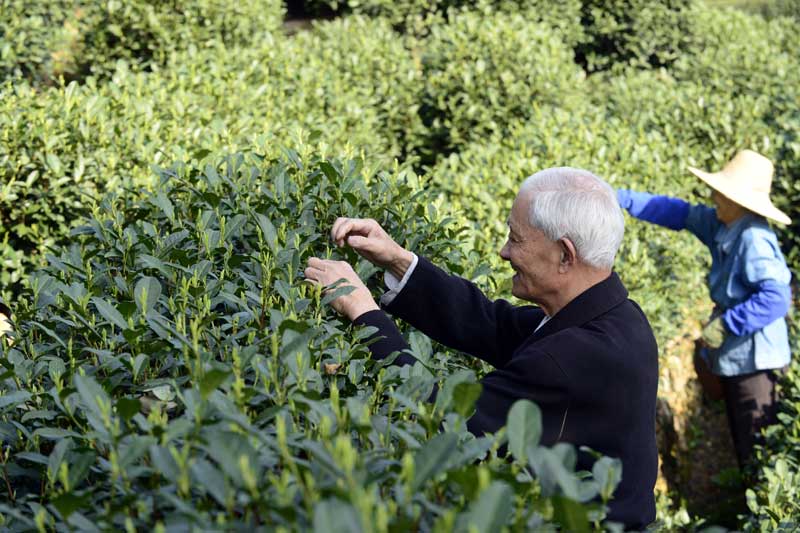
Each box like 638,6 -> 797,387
672,7 -> 800,268
0,16 -> 424,299
575,0 -> 696,71
349,0 -> 584,38
0,0 -> 285,83
744,344 -> 800,530
709,0 -> 800,20
419,9 -> 584,157
0,151 -> 618,529
1,0 -> 800,528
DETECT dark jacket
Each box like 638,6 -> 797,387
354,256 -> 658,529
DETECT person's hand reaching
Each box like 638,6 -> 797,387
330,218 -> 413,279
304,257 -> 379,321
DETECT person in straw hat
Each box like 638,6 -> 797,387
617,149 -> 792,470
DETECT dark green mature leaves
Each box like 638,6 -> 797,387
458,481 -> 515,533
134,277 -> 161,314
91,298 -> 128,330
412,432 -> 459,491
7,150 -> 619,531
507,399 -> 542,464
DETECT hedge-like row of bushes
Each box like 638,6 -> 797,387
1,15 -> 426,297
744,330 -> 800,531
0,151 -> 622,530
0,0 -> 284,83
1,0 -> 799,528
306,0 -> 696,71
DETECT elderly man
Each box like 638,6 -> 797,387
304,167 -> 658,529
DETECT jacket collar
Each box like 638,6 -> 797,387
714,213 -> 763,254
527,271 -> 629,343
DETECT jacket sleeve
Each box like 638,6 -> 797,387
684,203 -> 723,249
383,256 -> 544,369
723,281 -> 791,336
616,188 -> 722,248
724,229 -> 793,336
616,189 -> 690,230
352,310 -> 418,366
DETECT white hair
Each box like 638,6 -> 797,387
519,167 -> 624,270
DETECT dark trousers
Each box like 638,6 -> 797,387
694,344 -> 782,469
720,370 -> 782,469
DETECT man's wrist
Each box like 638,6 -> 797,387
388,249 -> 414,280
349,300 -> 380,321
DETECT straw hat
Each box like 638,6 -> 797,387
688,150 -> 791,225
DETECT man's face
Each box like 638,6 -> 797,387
498,192 -> 563,304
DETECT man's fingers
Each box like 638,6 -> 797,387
331,218 -> 359,245
331,218 -> 352,245
346,234 -> 373,251
303,266 -> 322,283
331,218 -> 375,247
307,256 -> 330,270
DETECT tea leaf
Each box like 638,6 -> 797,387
91,297 -> 128,330
0,391 -> 31,411
412,432 -> 458,491
134,277 -> 162,314
200,369 -> 231,399
507,399 -> 542,464
459,481 -> 514,533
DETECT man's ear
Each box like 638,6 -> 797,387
558,238 -> 577,272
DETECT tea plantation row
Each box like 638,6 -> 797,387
1,0 -> 799,529
0,152 -> 629,531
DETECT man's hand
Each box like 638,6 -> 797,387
304,257 -> 379,320
330,218 -> 414,279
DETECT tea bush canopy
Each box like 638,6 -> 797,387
0,152 -> 623,530
0,0 -> 799,530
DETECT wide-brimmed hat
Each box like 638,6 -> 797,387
688,150 -> 791,225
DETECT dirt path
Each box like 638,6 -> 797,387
656,311 -> 746,528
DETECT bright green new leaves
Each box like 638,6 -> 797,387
4,151 -> 623,530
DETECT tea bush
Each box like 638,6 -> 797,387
1,15 -> 424,299
348,0 -> 584,39
1,1 -> 799,528
0,151 -> 622,530
744,329 -> 800,531
307,0 -> 691,69
0,0 -> 284,83
672,7 -> 800,268
573,0 -> 696,71
418,10 -> 584,158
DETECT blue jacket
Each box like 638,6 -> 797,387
355,256 -> 659,529
617,189 -> 792,375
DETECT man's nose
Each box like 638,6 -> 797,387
499,242 -> 510,260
